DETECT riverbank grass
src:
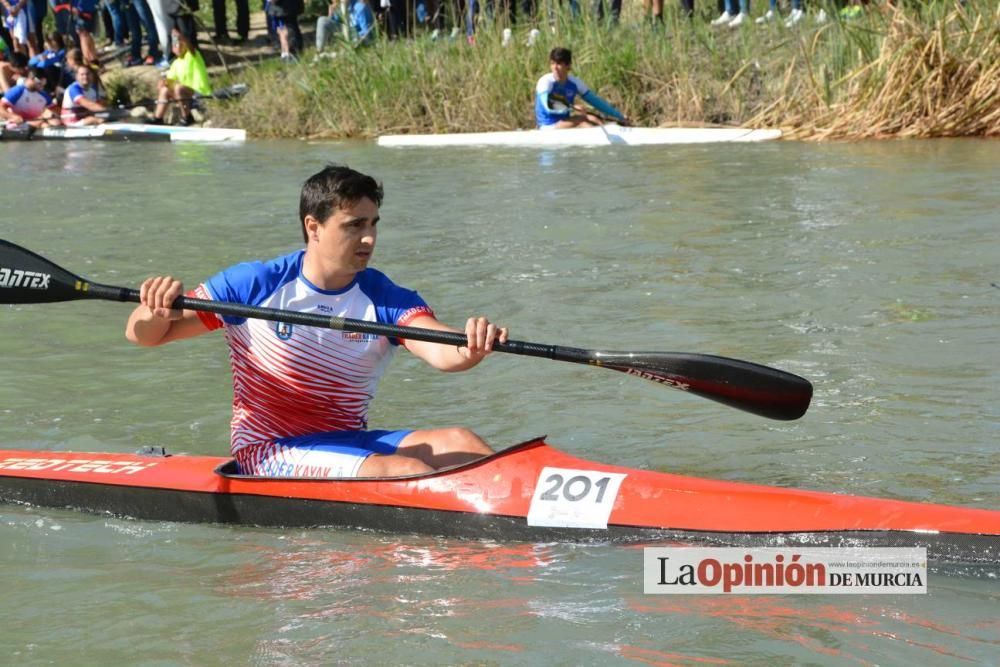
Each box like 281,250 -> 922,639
199,1 -> 999,139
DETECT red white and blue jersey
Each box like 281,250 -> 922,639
61,81 -> 98,123
2,84 -> 52,120
192,250 -> 434,456
535,73 -> 590,128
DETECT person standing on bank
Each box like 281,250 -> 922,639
126,165 -> 507,479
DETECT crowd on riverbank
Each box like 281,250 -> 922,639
2,0 -> 875,70
4,1 -> 994,138
2,7 -> 212,128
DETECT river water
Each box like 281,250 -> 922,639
1,137 -> 998,664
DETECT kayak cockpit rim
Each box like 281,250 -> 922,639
210,435 -> 551,482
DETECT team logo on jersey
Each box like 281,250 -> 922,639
274,322 -> 293,340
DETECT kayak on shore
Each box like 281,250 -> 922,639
377,126 -> 782,148
1,122 -> 246,143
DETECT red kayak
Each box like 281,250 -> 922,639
2,439 -> 998,564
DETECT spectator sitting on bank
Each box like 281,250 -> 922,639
153,27 -> 209,126
315,0 -> 375,55
60,62 -> 107,124
28,30 -> 64,68
1,50 -> 28,93
29,30 -> 64,96
1,65 -> 60,126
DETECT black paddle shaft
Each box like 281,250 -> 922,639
0,239 -> 812,420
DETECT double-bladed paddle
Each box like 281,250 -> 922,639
549,93 -> 631,126
0,240 -> 812,420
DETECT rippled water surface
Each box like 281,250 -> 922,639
1,137 -> 998,664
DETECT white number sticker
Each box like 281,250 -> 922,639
527,467 -> 626,529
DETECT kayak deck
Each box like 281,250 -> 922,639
1,440 -> 998,564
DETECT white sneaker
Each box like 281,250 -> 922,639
527,28 -> 540,45
728,12 -> 747,27
784,8 -> 803,26
430,28 -> 440,41
755,9 -> 775,23
449,27 -> 460,39
711,11 -> 734,26
501,28 -> 512,46
815,8 -> 828,23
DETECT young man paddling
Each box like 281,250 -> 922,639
535,47 -> 629,130
126,165 -> 507,478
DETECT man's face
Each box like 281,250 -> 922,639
312,197 -> 379,277
25,73 -> 42,91
76,67 -> 92,86
550,60 -> 571,82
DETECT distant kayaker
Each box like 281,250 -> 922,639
535,47 -> 629,129
126,165 -> 507,479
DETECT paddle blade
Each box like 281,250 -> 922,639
592,351 -> 813,421
0,240 -> 89,304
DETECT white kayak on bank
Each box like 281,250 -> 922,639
24,122 -> 246,143
377,125 -> 782,148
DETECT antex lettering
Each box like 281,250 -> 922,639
0,267 -> 51,290
624,368 -> 691,391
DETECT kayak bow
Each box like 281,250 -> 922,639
1,440 -> 997,565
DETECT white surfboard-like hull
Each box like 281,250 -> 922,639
378,125 -> 781,148
32,123 -> 246,143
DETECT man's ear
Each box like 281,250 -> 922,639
303,215 -> 321,242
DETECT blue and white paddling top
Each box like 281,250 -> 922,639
534,73 -> 591,128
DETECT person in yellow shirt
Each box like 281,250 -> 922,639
153,28 -> 210,126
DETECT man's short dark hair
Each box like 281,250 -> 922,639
549,47 -> 572,65
299,164 -> 384,242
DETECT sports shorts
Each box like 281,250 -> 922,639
234,429 -> 412,478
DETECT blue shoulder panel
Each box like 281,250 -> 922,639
203,250 -> 304,325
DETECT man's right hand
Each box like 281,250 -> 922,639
139,276 -> 185,320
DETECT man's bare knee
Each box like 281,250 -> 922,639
358,453 -> 433,478
443,427 -> 493,455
